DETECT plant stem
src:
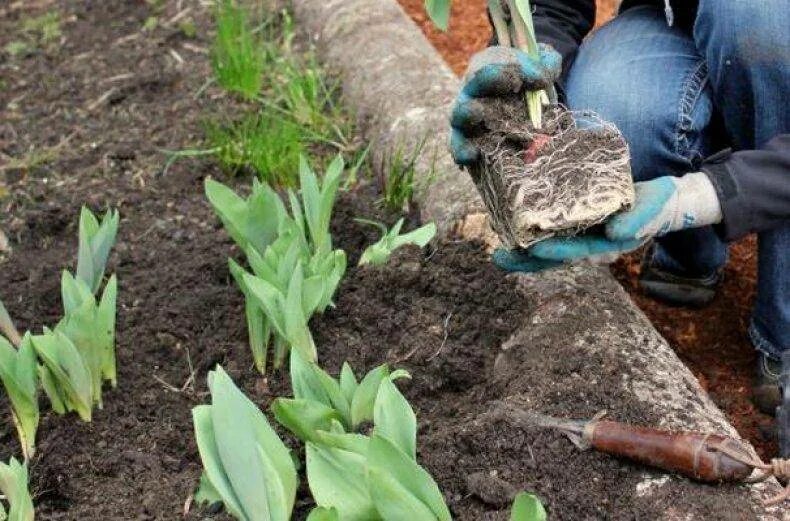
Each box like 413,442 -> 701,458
487,0 -> 511,47
503,0 -> 546,129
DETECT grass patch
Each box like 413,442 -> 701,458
211,0 -> 265,100
377,138 -> 434,212
205,114 -> 305,187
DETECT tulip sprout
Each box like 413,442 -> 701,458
0,457 -> 34,521
425,0 -> 550,128
357,218 -> 436,266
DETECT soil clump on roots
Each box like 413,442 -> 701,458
469,99 -> 634,248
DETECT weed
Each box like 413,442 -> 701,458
4,41 -> 32,58
377,137 -> 435,212
204,114 -> 305,187
22,11 -> 62,45
211,0 -> 265,100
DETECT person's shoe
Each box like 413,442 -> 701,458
638,245 -> 721,307
753,353 -> 782,415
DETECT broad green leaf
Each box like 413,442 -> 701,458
31,329 -> 93,421
60,271 -> 93,315
56,296 -> 104,408
424,0 -> 451,31
302,275 -> 325,318
289,347 -> 327,404
339,363 -> 358,404
97,274 -> 118,387
390,222 -> 436,249
283,265 -> 316,362
271,398 -> 342,443
367,434 -> 451,521
359,220 -> 436,266
350,365 -> 389,429
0,457 -> 34,521
208,366 -> 297,521
289,351 -> 350,428
76,207 -> 119,294
76,207 -> 97,293
37,365 -> 66,415
313,429 -> 369,455
205,178 -> 282,254
299,155 -> 323,252
306,506 -> 340,521
373,378 -> 416,459
192,405 -> 246,519
306,443 -> 379,521
243,273 -> 287,337
510,492 -> 547,521
0,336 -> 38,460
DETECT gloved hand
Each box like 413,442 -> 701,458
450,44 -> 562,166
491,172 -> 723,271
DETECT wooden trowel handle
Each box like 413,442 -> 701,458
585,420 -> 753,482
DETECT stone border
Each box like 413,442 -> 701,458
290,0 -> 780,516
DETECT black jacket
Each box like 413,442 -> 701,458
531,0 -> 789,241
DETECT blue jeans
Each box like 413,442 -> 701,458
565,2 -> 790,358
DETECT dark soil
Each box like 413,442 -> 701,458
0,1 -> 759,520
398,0 -> 773,460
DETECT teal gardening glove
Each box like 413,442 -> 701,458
494,172 -> 724,272
450,44 -> 562,166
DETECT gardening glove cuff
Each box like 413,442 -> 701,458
606,172 -> 723,241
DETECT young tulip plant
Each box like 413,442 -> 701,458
192,366 -> 297,521
206,155 -> 346,373
0,457 -> 35,521
357,218 -> 436,266
0,206 -> 118,449
426,0 -> 551,129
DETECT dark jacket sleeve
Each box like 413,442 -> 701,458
702,135 -> 790,242
532,0 -> 596,77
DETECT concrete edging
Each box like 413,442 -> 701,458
290,0 -> 780,517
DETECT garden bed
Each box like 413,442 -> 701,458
0,1 -> 766,519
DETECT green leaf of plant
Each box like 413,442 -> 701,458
373,377 -> 416,459
31,329 -> 93,422
283,264 -> 315,361
208,366 -> 297,521
390,222 -> 436,249
0,336 -> 38,461
306,506 -> 340,521
0,457 -> 34,521
0,297 -> 21,348
306,443 -> 379,521
359,220 -> 436,266
313,429 -> 369,456
510,492 -> 547,521
424,0 -> 451,31
243,273 -> 287,338
367,434 -> 451,521
350,364 -> 389,429
97,274 -> 118,387
76,206 -> 98,293
271,398 -> 342,443
60,270 -> 93,315
192,405 -> 246,519
290,349 -> 330,405
339,362 -> 357,404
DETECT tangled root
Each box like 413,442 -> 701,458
470,107 -> 635,249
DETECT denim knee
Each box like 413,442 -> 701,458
566,7 -> 714,182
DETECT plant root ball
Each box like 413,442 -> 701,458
468,99 -> 635,249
